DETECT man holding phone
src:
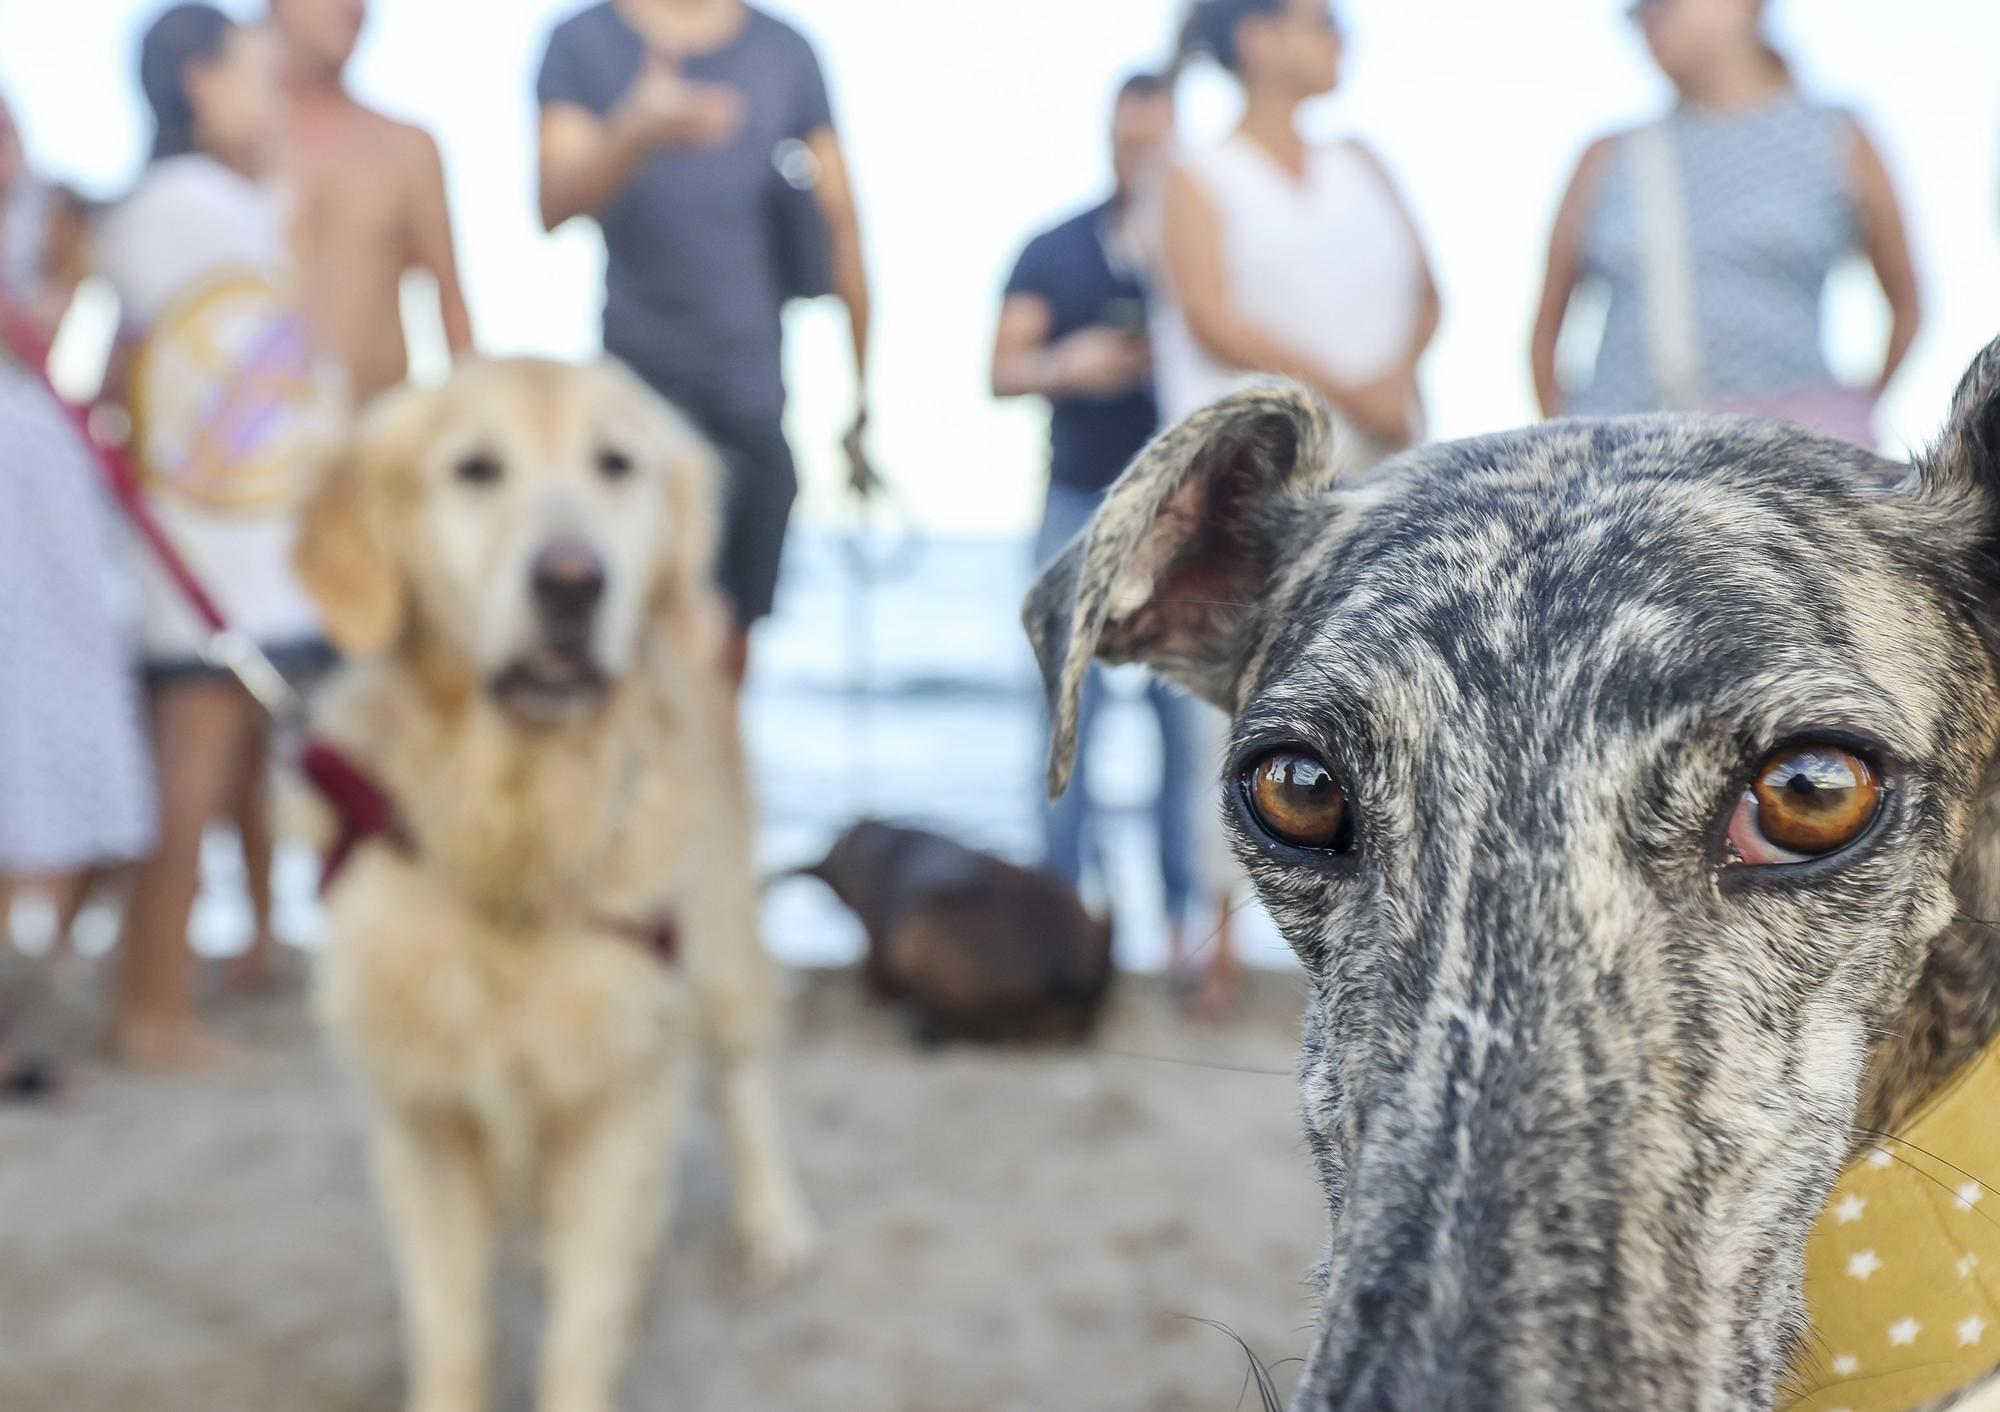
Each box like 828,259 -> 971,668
991,73 -> 1205,994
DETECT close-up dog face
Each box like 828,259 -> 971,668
296,357 -> 717,721
1027,344 -> 2000,1410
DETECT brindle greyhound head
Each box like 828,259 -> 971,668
1024,340 -> 2000,1410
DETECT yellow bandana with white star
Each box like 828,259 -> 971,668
1783,1036 -> 2000,1410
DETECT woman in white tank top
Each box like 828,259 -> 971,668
1156,0 -> 1439,466
1153,0 -> 1440,1014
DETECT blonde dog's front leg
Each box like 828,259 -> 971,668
371,1111 -> 496,1412
716,1050 -> 816,1286
536,1076 -> 685,1412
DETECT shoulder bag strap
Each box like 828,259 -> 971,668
1629,120 -> 1705,412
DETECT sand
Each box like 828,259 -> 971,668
0,965 -> 1321,1412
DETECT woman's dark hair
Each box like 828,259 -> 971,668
138,3 -> 236,163
1177,0 -> 1286,75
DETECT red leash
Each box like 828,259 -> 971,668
0,297 -> 300,720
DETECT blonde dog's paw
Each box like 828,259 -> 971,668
737,1185 -> 818,1290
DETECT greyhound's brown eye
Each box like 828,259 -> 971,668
596,448 -> 633,480
1244,750 -> 1349,851
456,453 -> 502,486
1728,745 -> 1882,865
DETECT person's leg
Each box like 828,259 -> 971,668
705,407 -> 799,689
112,676 -> 255,1068
47,870 -> 98,956
1181,700 -> 1242,1019
1149,679 -> 1202,968
1043,666 -> 1104,892
226,718 -> 279,989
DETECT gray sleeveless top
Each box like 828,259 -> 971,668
1572,93 -> 1858,417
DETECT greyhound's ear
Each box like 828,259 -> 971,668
295,389 -> 423,658
1023,382 -> 1337,797
1923,335 -> 2000,502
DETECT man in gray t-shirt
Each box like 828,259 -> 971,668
537,0 -> 870,668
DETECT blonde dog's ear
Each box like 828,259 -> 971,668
296,389 -> 425,657
656,420 -> 727,662
603,360 -> 726,660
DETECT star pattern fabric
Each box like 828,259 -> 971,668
1782,1038 -> 2000,1410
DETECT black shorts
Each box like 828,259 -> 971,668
143,637 -> 337,693
631,381 -> 799,627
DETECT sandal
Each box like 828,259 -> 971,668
1,1052 -> 62,1104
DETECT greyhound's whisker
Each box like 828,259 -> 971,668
1177,893 -> 1264,969
1851,1127 -> 2000,1234
1183,1315 -> 1287,1412
1097,1049 -> 1292,1077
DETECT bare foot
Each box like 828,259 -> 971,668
109,1018 -> 251,1074
1180,954 -> 1244,1024
225,934 -> 279,993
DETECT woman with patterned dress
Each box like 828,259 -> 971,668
1532,0 -> 1921,443
0,93 -> 157,1097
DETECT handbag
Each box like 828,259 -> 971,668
768,136 -> 832,304
1630,120 -> 1876,447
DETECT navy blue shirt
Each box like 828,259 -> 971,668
1003,203 -> 1160,495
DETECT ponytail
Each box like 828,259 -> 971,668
1175,0 -> 1285,77
138,4 -> 235,165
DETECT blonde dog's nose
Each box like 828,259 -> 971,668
531,539 -> 606,620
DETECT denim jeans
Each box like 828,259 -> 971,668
1033,480 -> 1200,924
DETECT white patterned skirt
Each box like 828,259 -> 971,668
0,363 -> 155,873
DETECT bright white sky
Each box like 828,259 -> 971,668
4,0 -> 1997,532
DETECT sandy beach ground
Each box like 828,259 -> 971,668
0,963 -> 1321,1412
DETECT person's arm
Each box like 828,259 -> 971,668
805,125 -> 869,397
991,291 -> 1149,401
537,54 -> 743,232
1350,143 -> 1441,373
991,291 -> 1056,398
405,129 -> 473,356
1531,136 -> 1617,420
1848,119 -> 1922,396
1161,164 -> 1411,446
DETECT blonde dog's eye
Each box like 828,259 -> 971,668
1725,744 -> 1884,867
456,453 -> 503,487
597,448 -> 634,480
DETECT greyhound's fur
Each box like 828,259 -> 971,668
1024,339 -> 2000,1411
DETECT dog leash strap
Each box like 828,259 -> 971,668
0,299 -> 303,723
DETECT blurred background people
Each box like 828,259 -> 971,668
1154,0 -> 1441,1012
1531,0 -> 1922,442
275,0 -> 474,405
1158,0 -> 1441,467
535,0 -> 871,684
96,4 -> 344,1068
992,74 -> 1206,993
223,0 -> 474,990
0,89 -> 155,1098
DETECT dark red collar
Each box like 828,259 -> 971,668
299,738 -> 678,964
300,739 -> 411,893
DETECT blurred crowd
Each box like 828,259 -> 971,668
0,0 -> 1941,1091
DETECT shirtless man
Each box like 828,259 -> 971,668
272,0 -> 473,403
222,0 -> 471,993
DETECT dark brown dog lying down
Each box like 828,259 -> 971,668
802,820 -> 1114,1043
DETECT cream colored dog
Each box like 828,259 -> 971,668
294,357 -> 814,1412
